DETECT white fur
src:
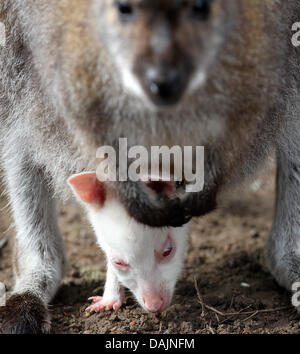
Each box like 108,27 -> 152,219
79,189 -> 190,312
116,57 -> 146,99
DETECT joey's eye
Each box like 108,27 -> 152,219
156,236 -> 176,263
111,257 -> 130,270
192,0 -> 211,20
162,241 -> 173,258
115,1 -> 135,22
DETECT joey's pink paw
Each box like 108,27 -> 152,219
86,296 -> 122,313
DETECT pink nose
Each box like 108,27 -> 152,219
142,291 -> 164,313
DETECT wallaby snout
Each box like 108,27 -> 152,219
137,62 -> 193,106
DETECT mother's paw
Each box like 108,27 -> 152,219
0,292 -> 50,334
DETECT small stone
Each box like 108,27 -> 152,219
241,282 -> 251,288
251,232 -> 260,239
84,310 -> 92,318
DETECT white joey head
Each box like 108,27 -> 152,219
68,172 -> 190,313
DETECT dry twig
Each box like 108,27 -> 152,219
194,277 -> 292,322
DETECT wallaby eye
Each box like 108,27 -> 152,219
115,1 -> 135,22
111,256 -> 130,270
192,0 -> 211,20
156,236 -> 176,263
162,241 -> 173,258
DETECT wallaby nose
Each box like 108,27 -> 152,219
142,291 -> 164,313
144,66 -> 186,106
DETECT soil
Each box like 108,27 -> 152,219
0,160 -> 299,334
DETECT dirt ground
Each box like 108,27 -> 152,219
0,159 -> 299,334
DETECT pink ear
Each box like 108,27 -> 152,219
68,172 -> 106,206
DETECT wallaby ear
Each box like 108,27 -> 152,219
68,172 -> 106,207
